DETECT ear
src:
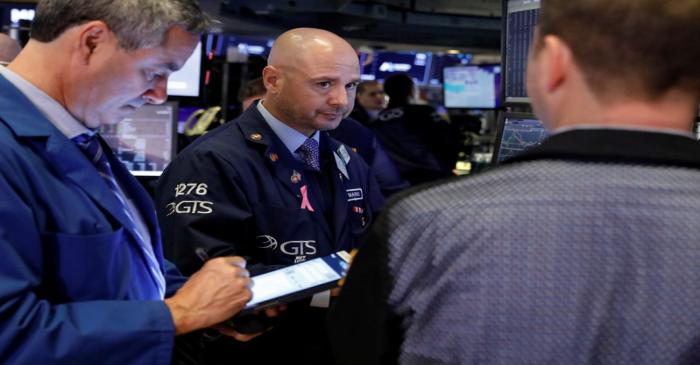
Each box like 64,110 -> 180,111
262,65 -> 282,95
76,21 -> 115,65
540,35 -> 572,93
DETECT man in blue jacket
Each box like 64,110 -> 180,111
0,1 -> 255,364
156,28 -> 384,364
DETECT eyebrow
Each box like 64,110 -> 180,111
310,76 -> 361,84
157,62 -> 181,73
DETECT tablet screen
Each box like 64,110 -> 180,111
245,253 -> 350,309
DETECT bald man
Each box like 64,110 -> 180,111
155,28 -> 384,364
0,33 -> 21,64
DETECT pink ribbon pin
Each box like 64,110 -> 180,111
300,185 -> 315,212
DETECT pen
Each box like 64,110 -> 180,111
195,247 -> 209,262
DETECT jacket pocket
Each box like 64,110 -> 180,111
41,227 -> 131,301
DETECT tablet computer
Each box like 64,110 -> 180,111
240,251 -> 352,315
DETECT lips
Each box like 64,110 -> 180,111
320,110 -> 346,118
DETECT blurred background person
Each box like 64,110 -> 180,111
0,32 -> 21,65
350,80 -> 385,126
238,77 -> 266,111
371,73 -> 462,186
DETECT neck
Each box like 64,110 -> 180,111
550,89 -> 697,133
261,99 -> 316,137
7,40 -> 68,105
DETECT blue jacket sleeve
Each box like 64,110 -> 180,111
0,173 -> 175,365
164,259 -> 188,298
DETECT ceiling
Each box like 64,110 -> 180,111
199,0 -> 502,56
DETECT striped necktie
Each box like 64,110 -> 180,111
72,133 -> 165,299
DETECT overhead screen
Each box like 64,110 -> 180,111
100,102 -> 178,176
443,65 -> 501,109
427,53 -> 472,85
493,113 -> 548,163
167,42 -> 202,97
361,51 -> 433,84
503,0 -> 541,104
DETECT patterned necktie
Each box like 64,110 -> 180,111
72,133 -> 165,299
297,137 -> 321,171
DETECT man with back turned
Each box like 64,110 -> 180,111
330,0 -> 700,364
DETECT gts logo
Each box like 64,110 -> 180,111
165,201 -> 213,216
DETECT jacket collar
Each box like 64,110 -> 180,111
0,74 -> 57,138
237,104 -> 348,166
236,107 -> 355,244
507,128 -> 700,168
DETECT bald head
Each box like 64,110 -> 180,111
268,28 -> 357,69
0,33 -> 21,64
262,28 -> 360,136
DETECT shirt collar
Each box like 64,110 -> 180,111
256,100 -> 319,155
0,65 -> 90,139
552,124 -> 696,139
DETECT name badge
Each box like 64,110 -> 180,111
346,188 -> 364,202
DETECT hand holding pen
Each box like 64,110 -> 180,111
164,248 -> 252,339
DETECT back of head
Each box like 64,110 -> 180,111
31,0 -> 212,50
238,77 -> 266,102
238,77 -> 266,110
0,33 -> 21,64
383,73 -> 413,107
538,0 -> 700,100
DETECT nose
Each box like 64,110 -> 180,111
142,77 -> 168,105
328,85 -> 349,108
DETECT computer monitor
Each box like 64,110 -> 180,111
0,2 -> 35,27
427,53 -> 472,85
167,41 -> 202,97
492,112 -> 548,164
100,102 -> 178,176
443,65 -> 501,109
368,51 -> 433,84
502,0 -> 541,104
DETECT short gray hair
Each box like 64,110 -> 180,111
31,0 -> 213,50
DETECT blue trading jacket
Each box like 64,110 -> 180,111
0,75 -> 183,364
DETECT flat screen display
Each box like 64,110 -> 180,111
167,42 -> 202,97
493,113 -> 548,163
366,51 -> 433,84
100,102 -> 178,176
243,252 -> 350,313
443,65 -> 501,108
503,0 -> 541,104
427,53 -> 472,85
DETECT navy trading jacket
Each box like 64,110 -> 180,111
155,104 -> 384,364
155,105 -> 384,277
0,74 -> 184,365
